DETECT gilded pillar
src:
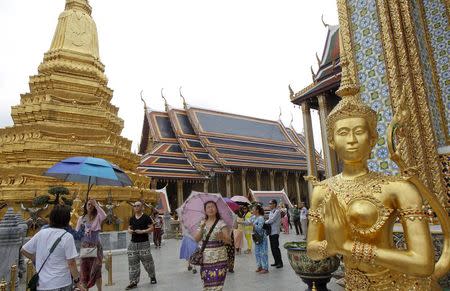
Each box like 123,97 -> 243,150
269,170 -> 275,191
282,172 -> 289,194
241,169 -> 247,196
256,170 -> 261,191
176,180 -> 184,208
226,174 -> 231,197
317,94 -> 338,177
150,178 -> 158,190
203,180 -> 209,193
294,172 -> 301,205
301,101 -> 318,198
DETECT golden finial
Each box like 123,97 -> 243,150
140,90 -> 148,110
161,88 -> 169,112
321,14 -> 329,28
310,66 -> 316,80
315,52 -> 321,66
179,86 -> 187,109
288,84 -> 295,100
312,282 -> 318,291
65,0 -> 92,15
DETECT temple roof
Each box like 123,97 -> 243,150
139,105 -> 324,180
291,25 -> 341,105
138,110 -> 208,181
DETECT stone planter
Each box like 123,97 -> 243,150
284,241 -> 340,291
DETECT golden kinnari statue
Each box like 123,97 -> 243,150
306,56 -> 450,289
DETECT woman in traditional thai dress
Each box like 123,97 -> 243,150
193,201 -> 231,291
76,199 -> 106,291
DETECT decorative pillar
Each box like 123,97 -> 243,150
282,172 -> 289,193
302,101 -> 318,200
203,180 -> 209,193
269,170 -> 275,191
241,169 -> 247,196
317,94 -> 338,177
176,180 -> 184,208
256,170 -> 261,191
294,172 -> 302,205
150,178 -> 158,189
226,174 -> 231,197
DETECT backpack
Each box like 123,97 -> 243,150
262,223 -> 271,236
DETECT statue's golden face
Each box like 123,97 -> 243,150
331,117 -> 374,163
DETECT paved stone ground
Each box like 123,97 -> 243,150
103,232 -> 343,291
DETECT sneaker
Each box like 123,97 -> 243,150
150,277 -> 157,284
125,282 -> 137,290
228,269 -> 234,273
187,265 -> 193,271
192,269 -> 197,274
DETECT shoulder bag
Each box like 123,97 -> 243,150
28,231 -> 67,291
189,219 -> 219,266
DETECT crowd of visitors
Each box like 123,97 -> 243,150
21,195 -> 308,291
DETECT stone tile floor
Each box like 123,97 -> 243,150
102,232 -> 343,291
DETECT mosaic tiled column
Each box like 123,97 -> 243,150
295,172 -> 301,205
241,169 -> 247,196
256,170 -> 261,191
226,174 -> 231,197
269,170 -> 275,191
203,180 -> 209,193
317,94 -> 338,178
282,172 -> 289,194
301,101 -> 318,199
176,180 -> 183,207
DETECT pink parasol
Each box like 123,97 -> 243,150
178,191 -> 236,235
223,198 -> 240,212
230,195 -> 251,204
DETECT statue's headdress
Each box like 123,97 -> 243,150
325,56 -> 377,143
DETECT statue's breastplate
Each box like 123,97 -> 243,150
324,172 -> 395,238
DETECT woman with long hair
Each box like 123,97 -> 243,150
76,199 -> 106,291
193,201 -> 231,291
152,210 -> 163,248
233,209 -> 244,255
240,204 -> 269,274
241,204 -> 253,254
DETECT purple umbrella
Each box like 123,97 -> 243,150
178,191 -> 236,236
223,198 -> 240,212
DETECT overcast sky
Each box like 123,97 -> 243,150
0,0 -> 338,153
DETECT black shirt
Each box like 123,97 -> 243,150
129,214 -> 153,243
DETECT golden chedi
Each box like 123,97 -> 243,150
0,0 -> 154,229
306,56 -> 450,289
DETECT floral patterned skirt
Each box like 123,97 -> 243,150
200,241 -> 228,291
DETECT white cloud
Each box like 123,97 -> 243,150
0,0 -> 338,155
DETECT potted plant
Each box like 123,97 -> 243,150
284,241 -> 339,291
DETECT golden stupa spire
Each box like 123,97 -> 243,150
49,0 -> 99,58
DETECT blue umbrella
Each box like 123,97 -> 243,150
44,156 -> 133,199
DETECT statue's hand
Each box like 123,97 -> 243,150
324,193 -> 348,255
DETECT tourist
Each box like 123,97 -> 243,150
193,201 -> 231,291
76,199 -> 106,291
242,205 -> 253,254
22,205 -> 85,291
240,204 -> 269,274
225,231 -> 235,273
179,232 -> 198,274
126,201 -> 157,290
233,210 -> 244,255
299,202 -> 308,239
291,204 -> 302,236
152,210 -> 163,248
279,202 -> 289,234
286,204 -> 292,230
265,199 -> 283,268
